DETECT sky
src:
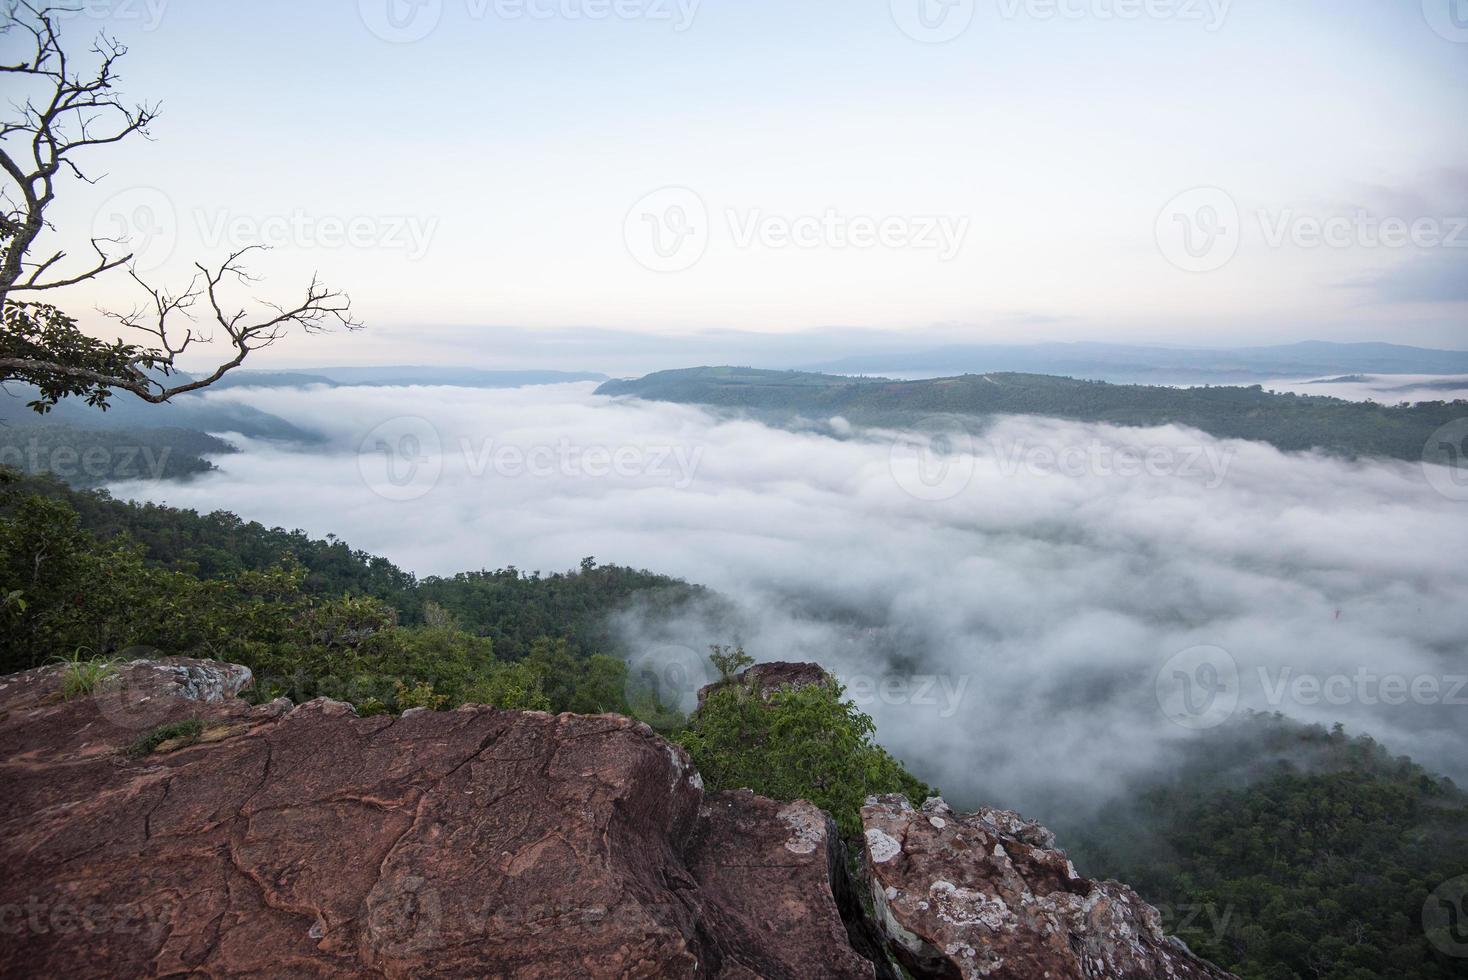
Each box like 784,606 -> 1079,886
5,0 -> 1468,367
112,382 -> 1468,818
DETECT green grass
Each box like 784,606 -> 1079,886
126,718 -> 204,758
50,650 -> 119,700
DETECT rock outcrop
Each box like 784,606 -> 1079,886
862,796 -> 1237,980
0,659 -> 871,979
696,660 -> 833,708
0,658 -> 1237,980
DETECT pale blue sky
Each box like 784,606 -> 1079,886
9,0 -> 1468,365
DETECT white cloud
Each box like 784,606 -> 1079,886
115,382 -> 1468,818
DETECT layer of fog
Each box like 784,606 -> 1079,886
1265,373 -> 1468,404
111,383 -> 1468,821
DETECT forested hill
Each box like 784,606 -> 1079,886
0,470 -> 706,671
1067,714 -> 1468,980
597,368 -> 1466,463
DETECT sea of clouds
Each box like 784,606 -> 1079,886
111,382 -> 1468,822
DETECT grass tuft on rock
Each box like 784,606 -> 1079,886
126,718 -> 204,758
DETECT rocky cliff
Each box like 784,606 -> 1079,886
0,659 -> 1237,979
862,796 -> 1237,979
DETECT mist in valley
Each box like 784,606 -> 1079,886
109,382 -> 1468,825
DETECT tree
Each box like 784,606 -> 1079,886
708,642 -> 753,681
0,2 -> 359,412
679,656 -> 933,838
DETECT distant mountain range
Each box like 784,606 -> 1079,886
0,386 -> 320,443
208,367 -> 607,389
798,341 -> 1468,383
0,368 -> 609,446
597,367 -> 1466,464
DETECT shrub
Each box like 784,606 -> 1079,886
678,667 -> 933,838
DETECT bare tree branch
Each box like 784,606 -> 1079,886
0,3 -> 362,411
0,2 -> 157,303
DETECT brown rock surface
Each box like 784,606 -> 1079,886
861,795 -> 1238,980
0,659 -> 872,979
